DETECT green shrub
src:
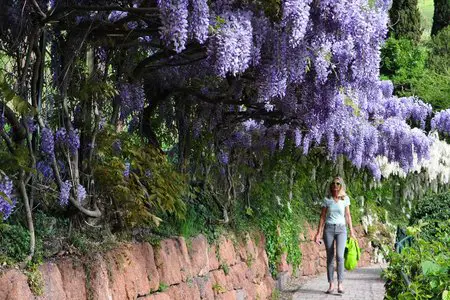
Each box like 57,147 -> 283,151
383,221 -> 450,299
380,30 -> 450,111
249,153 -> 305,276
0,223 -> 33,263
24,262 -> 44,296
94,130 -> 187,228
410,191 -> 450,239
413,26 -> 450,110
381,37 -> 428,95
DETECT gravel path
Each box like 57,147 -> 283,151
279,264 -> 386,300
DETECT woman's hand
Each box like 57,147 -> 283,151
349,229 -> 356,239
314,233 -> 322,245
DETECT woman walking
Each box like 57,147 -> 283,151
314,176 -> 356,294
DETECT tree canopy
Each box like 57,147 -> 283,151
1,1 -> 450,262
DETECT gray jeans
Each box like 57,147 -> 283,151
323,223 -> 347,283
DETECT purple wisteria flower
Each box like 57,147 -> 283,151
77,184 -> 87,202
279,131 -> 286,150
157,0 -> 189,53
208,11 -> 254,77
108,10 -> 128,22
0,176 -> 15,220
55,128 -> 67,145
59,180 -> 72,206
37,161 -> 54,179
218,150 -> 229,165
55,128 -> 80,154
302,134 -> 311,155
118,83 -> 145,120
96,47 -> 108,63
48,0 -> 56,9
312,35 -> 332,84
379,80 -> 394,98
282,0 -> 312,48
67,129 -> 80,154
123,162 -> 131,178
190,0 -> 210,43
431,109 -> 450,135
379,117 -> 431,171
25,117 -> 37,133
41,128 -> 55,158
383,96 -> 432,128
243,119 -> 260,131
139,36 -> 153,43
294,128 -> 302,147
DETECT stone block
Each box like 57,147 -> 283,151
0,269 -> 34,300
57,259 -> 87,300
154,238 -> 192,286
166,281 -> 201,300
105,244 -> 153,299
228,262 -> 247,289
195,275 -> 214,300
216,290 -> 237,300
141,243 -> 160,291
208,245 -> 220,271
37,262 -> 66,300
89,255 -> 113,300
248,252 -> 268,283
188,235 -> 209,276
211,269 -> 233,293
217,236 -> 237,266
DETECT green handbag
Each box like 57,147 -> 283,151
344,237 -> 361,270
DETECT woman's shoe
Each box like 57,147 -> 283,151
338,288 -> 345,294
325,288 -> 335,294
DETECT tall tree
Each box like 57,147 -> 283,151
389,0 -> 423,42
431,0 -> 450,35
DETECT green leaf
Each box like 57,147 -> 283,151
421,260 -> 442,275
0,190 -> 12,204
245,206 -> 254,216
11,94 -> 32,114
430,280 -> 438,289
443,291 -> 449,300
147,194 -> 157,202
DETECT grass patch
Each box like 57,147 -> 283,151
158,282 -> 169,292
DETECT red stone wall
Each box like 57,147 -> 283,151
0,224 -> 374,299
0,233 -> 274,300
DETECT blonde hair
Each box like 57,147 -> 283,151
327,176 -> 347,200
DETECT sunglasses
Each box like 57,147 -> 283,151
331,182 -> 341,186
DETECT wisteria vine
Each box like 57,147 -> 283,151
1,0 -> 449,224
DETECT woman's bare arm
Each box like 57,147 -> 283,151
345,206 -> 356,238
315,207 -> 327,243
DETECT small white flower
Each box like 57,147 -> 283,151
264,103 -> 274,112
